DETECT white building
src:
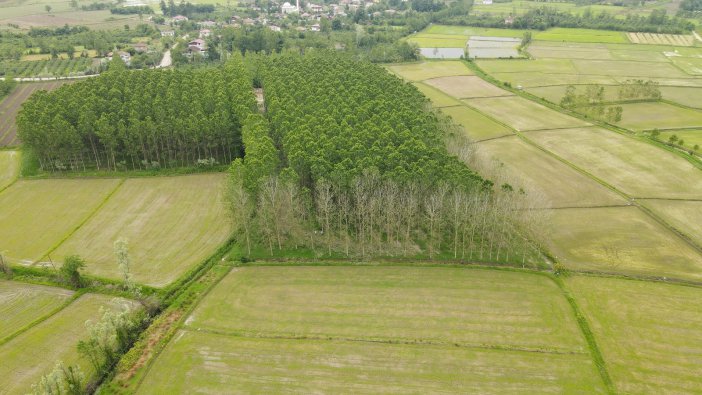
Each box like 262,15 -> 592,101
282,0 -> 299,14
199,29 -> 211,38
160,30 -> 175,37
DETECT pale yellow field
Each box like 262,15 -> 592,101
440,105 -> 513,141
546,206 -> 702,280
567,276 -> 702,393
476,136 -> 625,208
387,61 -> 473,81
466,96 -> 591,131
640,199 -> 702,248
0,150 -> 19,190
0,179 -> 121,264
412,82 -> 463,107
527,127 -> 702,199
53,174 -> 231,287
0,280 -> 73,341
424,75 -> 512,99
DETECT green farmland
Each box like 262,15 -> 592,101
0,280 -> 73,341
139,266 -> 607,393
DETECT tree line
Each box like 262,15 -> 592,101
447,7 -> 694,34
17,55 -> 256,172
226,52 -> 544,262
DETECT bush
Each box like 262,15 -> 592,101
59,255 -> 86,288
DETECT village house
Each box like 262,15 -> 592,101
107,51 -> 131,65
281,1 -> 299,13
172,15 -> 188,23
199,29 -> 211,38
268,25 -> 282,32
133,42 -> 148,53
160,30 -> 175,37
308,3 -> 323,13
199,20 -> 217,28
310,23 -> 321,32
243,17 -> 255,26
188,39 -> 207,52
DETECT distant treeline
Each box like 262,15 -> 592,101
678,0 -> 702,16
445,7 -> 694,34
159,0 -> 215,17
28,25 -> 90,37
110,5 -> 154,14
17,56 -> 255,171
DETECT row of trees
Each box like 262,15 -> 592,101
457,7 -> 694,34
559,80 -> 662,123
226,52 -> 543,262
17,55 -> 256,172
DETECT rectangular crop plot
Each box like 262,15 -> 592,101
186,266 -> 588,353
440,105 -> 513,141
527,127 -> 702,199
493,72 -> 617,88
407,34 -> 467,48
465,96 -> 590,131
640,199 -> 702,248
0,280 -> 73,341
0,179 -> 121,264
567,276 -> 702,393
477,58 -> 577,74
571,59 -> 689,78
387,61 -> 472,82
526,84 -> 619,104
611,102 -> 702,131
527,43 -> 613,60
412,82 -> 462,107
0,293 -> 132,395
424,75 -> 512,99
533,28 -> 627,44
53,174 -> 231,287
669,56 -> 702,76
545,206 -> 702,281
660,87 -> 702,109
0,81 -> 71,147
475,136 -> 625,208
0,150 -> 19,190
138,330 -> 606,394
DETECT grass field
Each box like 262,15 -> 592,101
527,43 -> 613,60
571,59 -> 689,78
0,150 -> 19,190
0,293 -> 132,394
527,127 -> 702,199
53,174 -> 231,287
660,86 -> 702,108
186,266 -> 587,351
609,102 -> 702,131
567,276 -> 702,393
406,34 -> 467,48
0,8 -> 144,29
412,82 -> 463,107
424,75 -> 512,98
475,136 -> 625,208
641,199 -> 702,247
440,105 -> 513,141
669,56 -> 702,76
546,206 -> 702,280
534,28 -> 628,44
421,25 -> 526,38
466,96 -> 591,131
0,81 -> 71,147
0,179 -> 121,264
477,58 -> 577,74
492,71 -> 617,87
387,61 -> 472,81
139,330 -> 605,394
139,266 -> 607,393
0,280 -> 73,341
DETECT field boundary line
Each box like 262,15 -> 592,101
0,150 -> 21,196
132,263 -> 234,393
463,60 -> 702,265
37,178 -> 126,264
551,275 -> 616,394
0,290 -> 85,347
178,326 -> 589,356
472,134 -> 514,143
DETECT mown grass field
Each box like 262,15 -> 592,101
52,174 -> 231,287
139,266 -> 606,393
660,86 -> 702,109
641,199 -> 702,247
0,150 -> 19,190
0,293 -> 132,394
546,206 -> 702,280
609,102 -> 702,131
527,127 -> 702,199
466,95 -> 591,131
0,179 -> 121,264
567,276 -> 702,394
475,136 -> 626,208
412,82 -> 463,107
0,81 -> 71,147
659,129 -> 702,148
424,75 -> 512,98
440,105 -> 513,141
0,280 -> 73,341
139,330 -> 605,394
387,60 -> 472,81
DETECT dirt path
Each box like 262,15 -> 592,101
157,50 -> 172,68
